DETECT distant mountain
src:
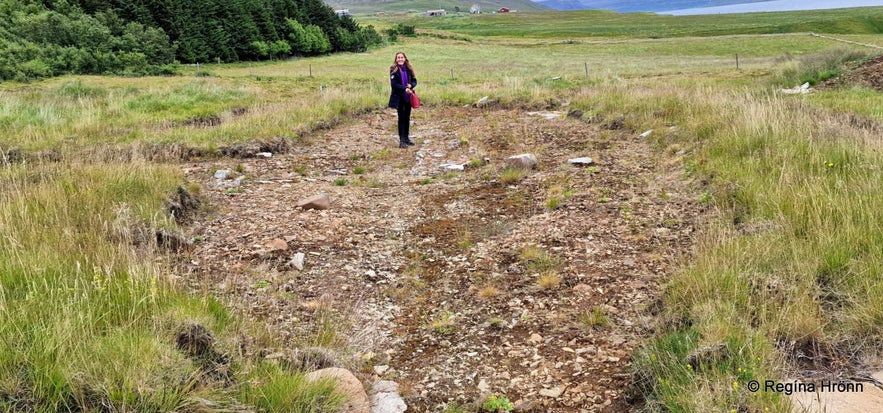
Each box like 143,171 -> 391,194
532,0 -> 774,13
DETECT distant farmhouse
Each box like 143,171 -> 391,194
334,9 -> 349,17
424,9 -> 446,16
470,4 -> 481,14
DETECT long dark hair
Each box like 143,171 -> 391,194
389,51 -> 415,76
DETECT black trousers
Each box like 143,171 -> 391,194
397,101 -> 411,142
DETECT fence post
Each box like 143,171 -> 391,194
310,64 -> 312,77
585,62 -> 588,77
450,68 -> 454,80
736,54 -> 740,70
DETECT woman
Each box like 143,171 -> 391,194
388,51 -> 417,148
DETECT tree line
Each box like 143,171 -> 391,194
0,0 -> 382,81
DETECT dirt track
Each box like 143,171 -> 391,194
176,106 -> 702,411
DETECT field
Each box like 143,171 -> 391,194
2,6 -> 883,413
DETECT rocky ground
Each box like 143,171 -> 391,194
173,105 -> 704,412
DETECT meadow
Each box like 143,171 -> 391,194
1,7 -> 882,412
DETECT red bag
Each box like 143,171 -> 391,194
409,91 -> 421,108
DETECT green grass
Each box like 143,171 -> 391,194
0,161 -> 208,411
372,7 -> 883,39
239,364 -> 345,413
605,69 -> 883,411
0,160 -> 348,411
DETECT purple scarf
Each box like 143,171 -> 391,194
398,65 -> 409,87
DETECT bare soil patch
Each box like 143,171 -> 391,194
820,54 -> 883,92
174,106 -> 703,411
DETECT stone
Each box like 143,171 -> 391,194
370,380 -> 407,413
477,379 -> 490,393
539,386 -> 565,398
439,163 -> 465,171
265,238 -> 288,252
513,399 -> 539,412
289,252 -> 305,270
298,193 -> 331,210
780,82 -> 812,95
305,368 -> 369,413
505,154 -> 538,170
527,111 -> 564,120
372,380 -> 399,393
214,169 -> 232,179
573,284 -> 593,295
567,157 -> 594,166
789,377 -> 883,413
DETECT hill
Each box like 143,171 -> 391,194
323,0 -> 548,14
532,0 -> 783,12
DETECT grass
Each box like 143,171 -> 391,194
607,66 -> 883,411
537,271 -> 561,290
0,160 -> 345,411
238,364 -> 345,413
371,7 -> 883,39
1,6 -> 882,411
578,307 -> 612,329
428,310 -> 457,335
477,285 -> 501,299
499,167 -> 528,184
519,244 -> 561,274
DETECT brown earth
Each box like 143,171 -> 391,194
819,53 -> 883,92
174,106 -> 703,412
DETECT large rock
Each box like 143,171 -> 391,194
788,374 -> 883,413
505,153 -> 538,170
297,193 -> 331,210
305,368 -> 370,413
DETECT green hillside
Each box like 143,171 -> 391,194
363,6 -> 883,38
323,0 -> 548,15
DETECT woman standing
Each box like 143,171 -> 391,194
388,51 -> 417,148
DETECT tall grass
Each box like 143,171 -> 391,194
610,64 -> 883,411
0,161 -> 343,411
773,47 -> 874,86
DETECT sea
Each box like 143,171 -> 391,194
663,0 -> 883,15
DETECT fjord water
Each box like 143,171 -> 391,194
663,0 -> 883,15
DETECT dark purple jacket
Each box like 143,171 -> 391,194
388,66 -> 417,108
